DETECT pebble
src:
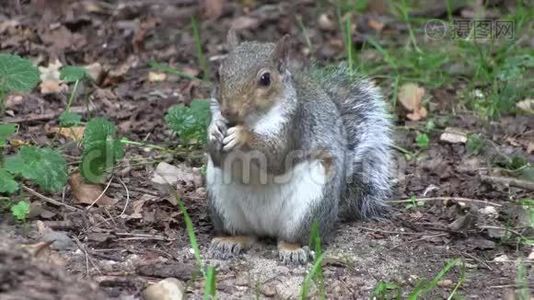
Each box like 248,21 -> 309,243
143,278 -> 185,300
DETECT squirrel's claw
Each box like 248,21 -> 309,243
208,119 -> 227,144
278,242 -> 311,265
222,125 -> 247,152
209,236 -> 254,260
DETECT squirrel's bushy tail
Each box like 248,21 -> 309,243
317,64 -> 393,220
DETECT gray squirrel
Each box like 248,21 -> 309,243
206,31 -> 392,264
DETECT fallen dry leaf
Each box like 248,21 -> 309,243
85,62 -> 104,83
516,98 -> 534,114
39,60 -> 68,94
39,59 -> 62,81
68,173 -> 117,207
148,71 -> 167,82
39,25 -> 87,52
440,127 -> 468,144
201,0 -> 225,19
398,83 -> 427,121
52,126 -> 85,141
527,142 -> 534,154
121,194 -> 156,219
368,18 -> 385,32
231,16 -> 260,31
40,79 -> 68,94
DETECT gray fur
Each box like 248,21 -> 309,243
207,40 -> 392,258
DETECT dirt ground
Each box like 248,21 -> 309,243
1,0 -> 533,299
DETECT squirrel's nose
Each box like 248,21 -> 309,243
221,108 -> 238,122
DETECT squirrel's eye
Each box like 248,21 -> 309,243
258,72 -> 271,87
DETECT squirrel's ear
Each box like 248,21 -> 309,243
226,28 -> 239,50
273,34 -> 291,71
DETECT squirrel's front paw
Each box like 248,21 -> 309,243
208,118 -> 227,147
209,236 -> 255,259
278,241 -> 311,265
222,125 -> 249,152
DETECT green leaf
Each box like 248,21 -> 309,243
415,133 -> 430,149
466,134 -> 485,155
0,54 -> 40,93
0,123 -> 16,146
59,111 -> 82,127
60,66 -> 87,83
0,168 -> 18,193
10,200 -> 30,221
165,99 -> 210,145
5,146 -> 67,192
80,118 -> 123,183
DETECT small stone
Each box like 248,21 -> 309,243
438,279 -> 453,287
42,230 -> 75,251
493,254 -> 509,262
143,278 -> 185,300
528,248 -> 534,260
478,206 -> 498,218
260,283 -> 277,297
440,127 -> 468,144
318,14 -> 336,31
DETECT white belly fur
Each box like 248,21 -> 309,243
207,158 -> 327,239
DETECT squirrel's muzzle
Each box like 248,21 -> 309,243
221,108 -> 240,124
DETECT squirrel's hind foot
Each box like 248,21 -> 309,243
209,236 -> 255,259
277,241 -> 311,265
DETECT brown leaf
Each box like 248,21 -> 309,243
398,83 -> 427,121
231,16 -> 260,31
39,25 -> 87,52
368,18 -> 385,32
85,62 -> 104,83
201,0 -> 225,19
51,126 -> 85,141
40,79 -> 68,94
148,71 -> 167,82
68,173 -> 117,206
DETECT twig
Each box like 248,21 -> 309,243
480,175 -> 534,191
86,177 -> 113,210
389,197 -> 502,207
478,225 -> 526,239
118,178 -> 130,217
22,185 -> 81,211
387,233 -> 449,251
359,226 -> 422,235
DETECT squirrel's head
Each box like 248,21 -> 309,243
215,31 -> 292,125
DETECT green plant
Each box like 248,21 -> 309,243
58,66 -> 89,127
515,259 -> 530,300
372,281 -> 401,299
149,61 -> 202,81
0,168 -> 18,193
10,200 -> 30,221
466,134 -> 485,155
172,193 -> 216,299
301,221 -> 326,299
415,133 -> 429,149
0,54 -> 40,114
165,99 -> 210,145
191,16 -> 209,81
80,118 -> 124,183
4,146 -> 68,192
404,195 -> 424,210
407,258 -> 463,300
